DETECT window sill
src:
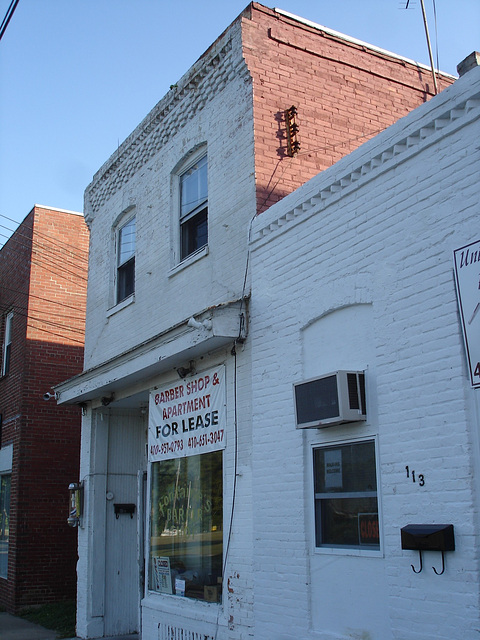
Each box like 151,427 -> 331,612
142,592 -> 221,622
169,245 -> 209,277
314,545 -> 383,558
106,294 -> 135,318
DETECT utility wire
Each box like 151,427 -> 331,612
0,227 -> 89,266
1,232 -> 88,282
1,246 -> 88,284
0,222 -> 21,235
0,0 -> 19,43
0,228 -> 88,262
28,257 -> 87,286
257,125 -> 388,213
0,297 -> 85,324
0,213 -> 89,258
0,284 -> 86,315
213,344 -> 239,640
1,305 -> 85,345
0,244 -> 88,284
0,303 -> 85,338
27,324 -> 84,346
30,248 -> 88,282
0,234 -> 88,280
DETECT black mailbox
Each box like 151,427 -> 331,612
114,503 -> 136,519
401,524 -> 455,551
401,524 -> 455,575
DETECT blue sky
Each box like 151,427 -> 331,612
0,0 -> 478,244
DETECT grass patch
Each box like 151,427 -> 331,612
19,600 -> 76,639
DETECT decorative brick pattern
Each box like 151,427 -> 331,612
85,37 -> 249,219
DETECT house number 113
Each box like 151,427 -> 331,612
405,465 -> 425,487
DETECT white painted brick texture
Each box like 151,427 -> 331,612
78,21 -> 256,640
83,20 -> 254,371
250,68 -> 480,640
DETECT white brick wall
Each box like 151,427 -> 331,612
76,20 -> 257,640
75,6 -> 480,638
139,345 -> 254,640
83,19 -> 255,371
249,67 -> 480,640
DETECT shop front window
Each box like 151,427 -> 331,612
149,450 -> 222,602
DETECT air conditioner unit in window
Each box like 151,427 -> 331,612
294,370 -> 366,428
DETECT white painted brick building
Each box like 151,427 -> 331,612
55,3 -> 465,640
249,63 -> 480,640
59,16 -> 254,640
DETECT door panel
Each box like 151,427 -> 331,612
104,411 -> 146,637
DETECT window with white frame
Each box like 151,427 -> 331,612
179,154 -> 208,261
149,450 -> 223,601
0,474 -> 11,578
116,216 -> 136,303
2,312 -> 13,376
313,440 -> 379,549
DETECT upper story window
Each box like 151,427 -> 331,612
2,312 -> 13,376
117,216 -> 136,303
180,154 -> 208,261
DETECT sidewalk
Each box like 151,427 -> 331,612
0,612 -> 139,640
0,613 -> 58,640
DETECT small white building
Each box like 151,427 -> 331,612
248,61 -> 480,639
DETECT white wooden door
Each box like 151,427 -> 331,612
104,411 -> 146,637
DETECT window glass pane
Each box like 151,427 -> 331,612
0,475 -> 11,578
3,344 -> 10,377
2,313 -> 12,376
313,441 -> 379,549
117,258 -> 135,302
118,217 -> 136,266
314,441 -> 377,494
117,217 -> 135,302
180,155 -> 207,218
315,497 -> 379,547
180,209 -> 208,260
149,450 -> 222,602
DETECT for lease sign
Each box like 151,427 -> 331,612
148,365 -> 226,461
454,239 -> 480,388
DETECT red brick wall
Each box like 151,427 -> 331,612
0,206 -> 89,611
0,213 -> 32,611
0,214 -> 32,444
243,3 -> 454,213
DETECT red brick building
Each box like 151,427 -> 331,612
0,205 -> 88,612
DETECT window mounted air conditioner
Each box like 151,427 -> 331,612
294,370 -> 366,428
